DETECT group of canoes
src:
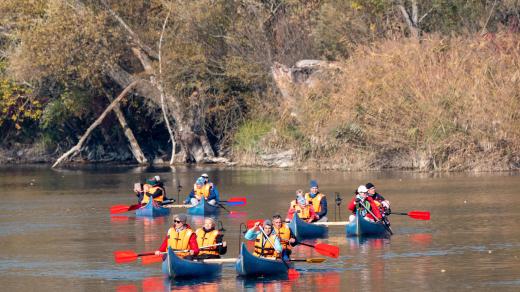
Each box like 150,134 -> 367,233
133,174 -> 221,216
119,176 -> 397,279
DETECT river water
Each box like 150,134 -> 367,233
0,165 -> 519,291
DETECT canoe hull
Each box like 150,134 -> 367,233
288,213 -> 328,240
162,248 -> 222,279
345,211 -> 391,237
135,199 -> 170,218
235,243 -> 289,277
187,199 -> 220,216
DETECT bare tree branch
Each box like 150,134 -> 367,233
101,0 -> 159,60
52,80 -> 141,168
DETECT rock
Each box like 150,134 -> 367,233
153,157 -> 165,164
260,150 -> 295,168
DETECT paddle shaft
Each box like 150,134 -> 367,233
258,226 -> 292,271
314,221 -> 349,226
358,201 -> 393,235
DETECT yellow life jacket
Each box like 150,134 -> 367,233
274,224 -> 292,250
195,228 -> 220,256
294,204 -> 311,220
253,232 -> 280,259
305,193 -> 325,213
141,186 -> 164,204
167,227 -> 194,257
194,184 -> 211,200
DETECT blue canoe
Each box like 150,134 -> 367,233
235,242 -> 289,277
345,210 -> 391,237
135,199 -> 170,218
187,199 -> 220,216
288,213 -> 328,240
162,248 -> 222,279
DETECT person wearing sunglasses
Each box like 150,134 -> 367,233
155,214 -> 199,260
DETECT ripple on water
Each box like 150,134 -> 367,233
0,258 -> 153,280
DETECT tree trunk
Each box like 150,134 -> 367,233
52,81 -> 140,168
110,99 -> 147,164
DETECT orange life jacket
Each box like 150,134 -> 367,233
195,228 -> 220,256
294,204 -> 311,220
274,224 -> 292,250
253,232 -> 280,259
305,192 -> 325,213
167,227 -> 193,257
141,186 -> 164,204
194,184 -> 211,200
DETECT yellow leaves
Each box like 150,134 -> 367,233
0,77 -> 44,131
351,2 -> 363,10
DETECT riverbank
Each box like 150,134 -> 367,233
2,143 -> 518,172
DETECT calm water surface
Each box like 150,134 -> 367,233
0,165 -> 519,291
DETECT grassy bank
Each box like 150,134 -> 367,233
234,32 -> 520,171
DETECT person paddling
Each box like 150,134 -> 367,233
244,220 -> 283,259
272,215 -> 297,261
140,176 -> 168,205
347,185 -> 383,223
305,180 -> 328,222
155,214 -> 199,260
287,191 -> 318,223
184,177 -> 218,206
366,182 -> 391,216
194,218 -> 227,260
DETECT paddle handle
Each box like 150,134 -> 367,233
359,202 -> 393,235
258,226 -> 292,271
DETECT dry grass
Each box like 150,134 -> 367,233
254,32 -> 520,170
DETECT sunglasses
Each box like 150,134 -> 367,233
174,220 -> 182,223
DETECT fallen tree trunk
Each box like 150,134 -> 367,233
52,81 -> 140,168
111,98 -> 147,164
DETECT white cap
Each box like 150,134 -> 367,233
201,173 -> 209,178
357,185 -> 368,193
154,175 -> 161,181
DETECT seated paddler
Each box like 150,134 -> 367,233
244,219 -> 283,259
140,176 -> 168,205
347,185 -> 383,223
272,215 -> 297,261
305,180 -> 328,222
194,218 -> 227,260
155,214 -> 199,260
287,191 -> 318,223
184,177 -> 218,206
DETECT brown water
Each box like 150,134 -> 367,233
1,165 -> 519,291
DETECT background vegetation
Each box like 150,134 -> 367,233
0,0 -> 519,170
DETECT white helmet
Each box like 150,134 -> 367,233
357,185 -> 368,193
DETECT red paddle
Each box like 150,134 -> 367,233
110,204 -> 142,214
246,219 -> 264,229
392,210 -> 430,220
297,242 -> 340,258
114,250 -> 156,263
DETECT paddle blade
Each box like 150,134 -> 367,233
246,219 -> 263,229
314,243 -> 340,258
287,268 -> 300,279
141,254 -> 163,265
110,205 -> 131,214
306,258 -> 326,263
226,197 -> 247,206
114,250 -> 138,263
408,211 -> 430,220
226,201 -> 245,206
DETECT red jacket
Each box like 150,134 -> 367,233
158,226 -> 199,255
347,196 -> 382,220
